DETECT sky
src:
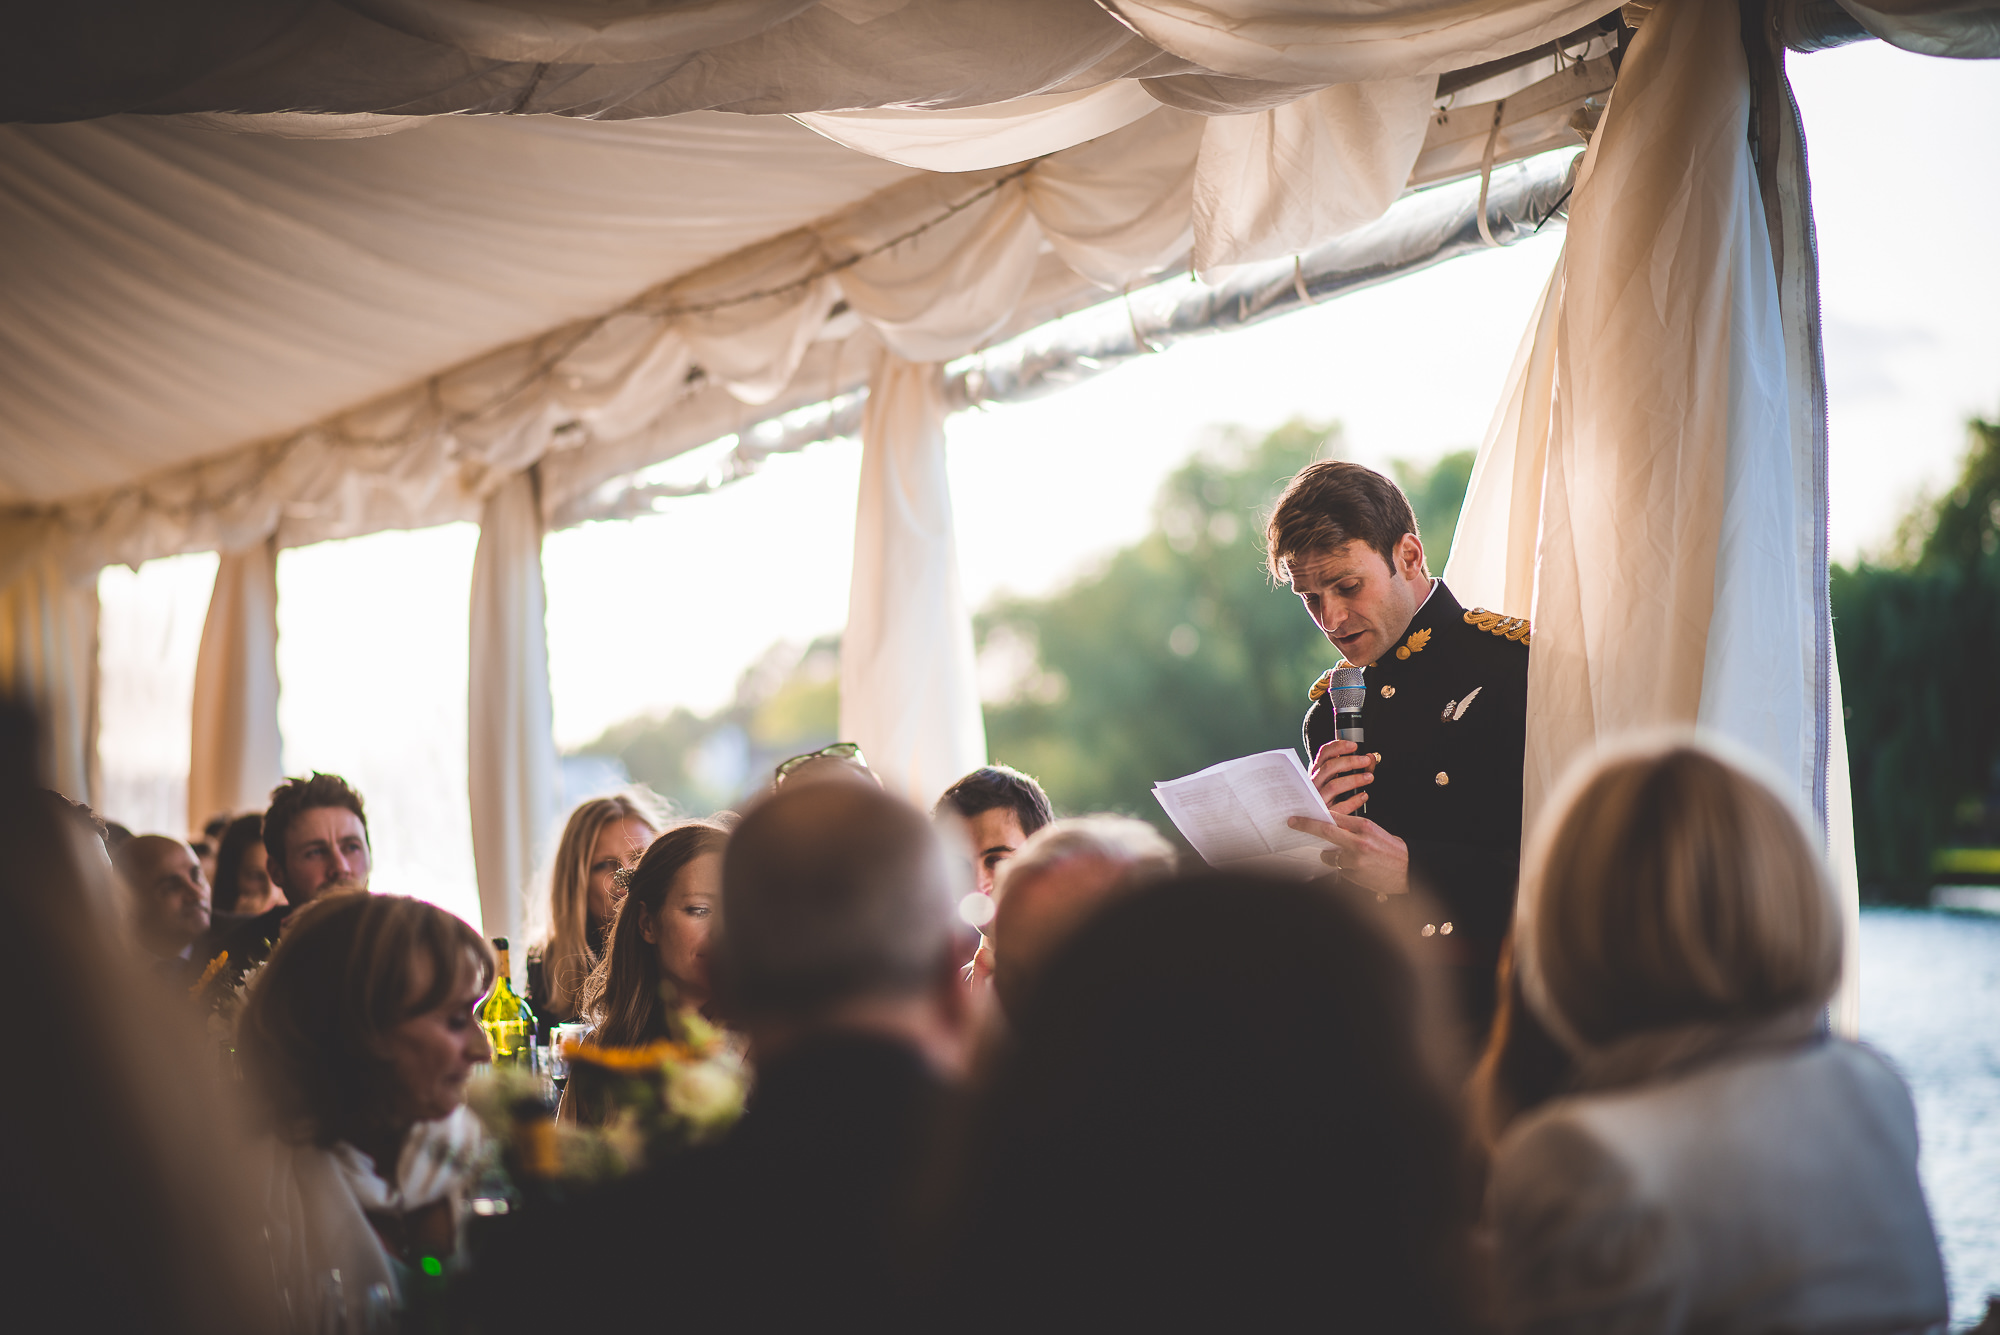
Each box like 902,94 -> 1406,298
94,44 -> 2000,927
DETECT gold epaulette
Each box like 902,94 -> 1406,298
1464,608 -> 1532,645
1307,663 -> 1349,701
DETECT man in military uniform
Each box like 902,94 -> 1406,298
1266,459 -> 1529,1037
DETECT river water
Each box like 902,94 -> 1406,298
1859,908 -> 2000,1330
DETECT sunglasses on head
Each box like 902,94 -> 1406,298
774,741 -> 868,783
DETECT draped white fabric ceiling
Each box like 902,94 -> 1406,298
0,112 -> 913,506
0,0 -> 1657,552
4,0 -> 1989,567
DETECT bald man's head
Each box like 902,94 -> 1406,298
114,834 -> 211,958
720,781 -> 966,1025
992,817 -> 1177,1016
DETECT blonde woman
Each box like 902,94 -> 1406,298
1487,738 -> 1947,1335
526,792 -> 665,1028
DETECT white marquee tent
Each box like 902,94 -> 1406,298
4,0 -> 1994,1013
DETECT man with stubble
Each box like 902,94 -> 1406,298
199,771 -> 373,982
1270,459 -> 1531,1039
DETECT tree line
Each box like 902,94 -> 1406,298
578,417 -> 2000,903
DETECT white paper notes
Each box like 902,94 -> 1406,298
1151,749 -> 1333,878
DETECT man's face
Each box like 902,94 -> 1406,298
1287,536 -> 1430,667
962,807 -> 1029,898
274,806 -> 371,902
123,837 -> 210,957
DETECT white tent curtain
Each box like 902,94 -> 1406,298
0,551 -> 99,803
838,353 -> 987,807
188,537 -> 284,828
1447,0 -> 1791,816
468,469 -> 560,958
1441,0 -> 1859,1023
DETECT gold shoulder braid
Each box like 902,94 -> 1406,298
1464,608 -> 1533,644
1307,665 -> 1348,701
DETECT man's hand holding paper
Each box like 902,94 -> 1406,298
1286,811 -> 1408,898
1151,750 -> 1345,880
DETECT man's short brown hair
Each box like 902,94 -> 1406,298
263,773 -> 368,881
1264,460 -> 1420,582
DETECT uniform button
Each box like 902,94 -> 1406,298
1440,922 -> 1454,935
1434,771 -> 1449,786
1421,924 -> 1437,937
1380,685 -> 1395,699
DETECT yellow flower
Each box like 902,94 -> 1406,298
189,950 -> 228,997
561,1037 -> 692,1072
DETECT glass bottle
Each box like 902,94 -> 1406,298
477,937 -> 537,1068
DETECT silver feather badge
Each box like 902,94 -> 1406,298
1442,686 -> 1482,722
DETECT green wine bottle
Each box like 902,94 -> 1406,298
478,937 -> 537,1068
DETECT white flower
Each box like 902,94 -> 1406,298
664,1060 -> 744,1131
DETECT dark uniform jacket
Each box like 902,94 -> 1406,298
1303,580 -> 1529,1029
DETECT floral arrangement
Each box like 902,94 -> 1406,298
190,949 -> 267,1051
466,1006 -> 746,1198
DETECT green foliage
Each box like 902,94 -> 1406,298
1395,448 -> 1476,564
980,422 -> 1474,830
1834,418 -> 2000,901
575,639 -> 840,813
571,425 -> 1477,831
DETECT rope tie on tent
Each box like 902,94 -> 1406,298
1292,255 -> 1318,306
1476,98 -> 1507,247
1123,286 -> 1164,354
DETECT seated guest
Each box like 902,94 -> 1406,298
565,820 -> 729,1126
935,764 -> 1056,986
934,765 -> 1055,896
526,792 -> 663,1031
476,781 -> 973,1332
238,892 -> 492,1328
1488,739 -> 1948,1335
948,872 -> 1475,1331
191,810 -> 231,889
4,704 -> 276,1334
113,833 -> 213,976
204,772 -> 371,975
211,812 -> 287,919
42,787 -> 113,864
987,815 -> 1176,1017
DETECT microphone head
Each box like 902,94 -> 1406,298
1328,666 -> 1366,712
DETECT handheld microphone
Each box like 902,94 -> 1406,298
1329,666 -> 1366,743
1328,666 -> 1367,814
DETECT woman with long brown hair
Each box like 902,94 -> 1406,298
564,820 -> 729,1124
526,792 -> 665,1028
